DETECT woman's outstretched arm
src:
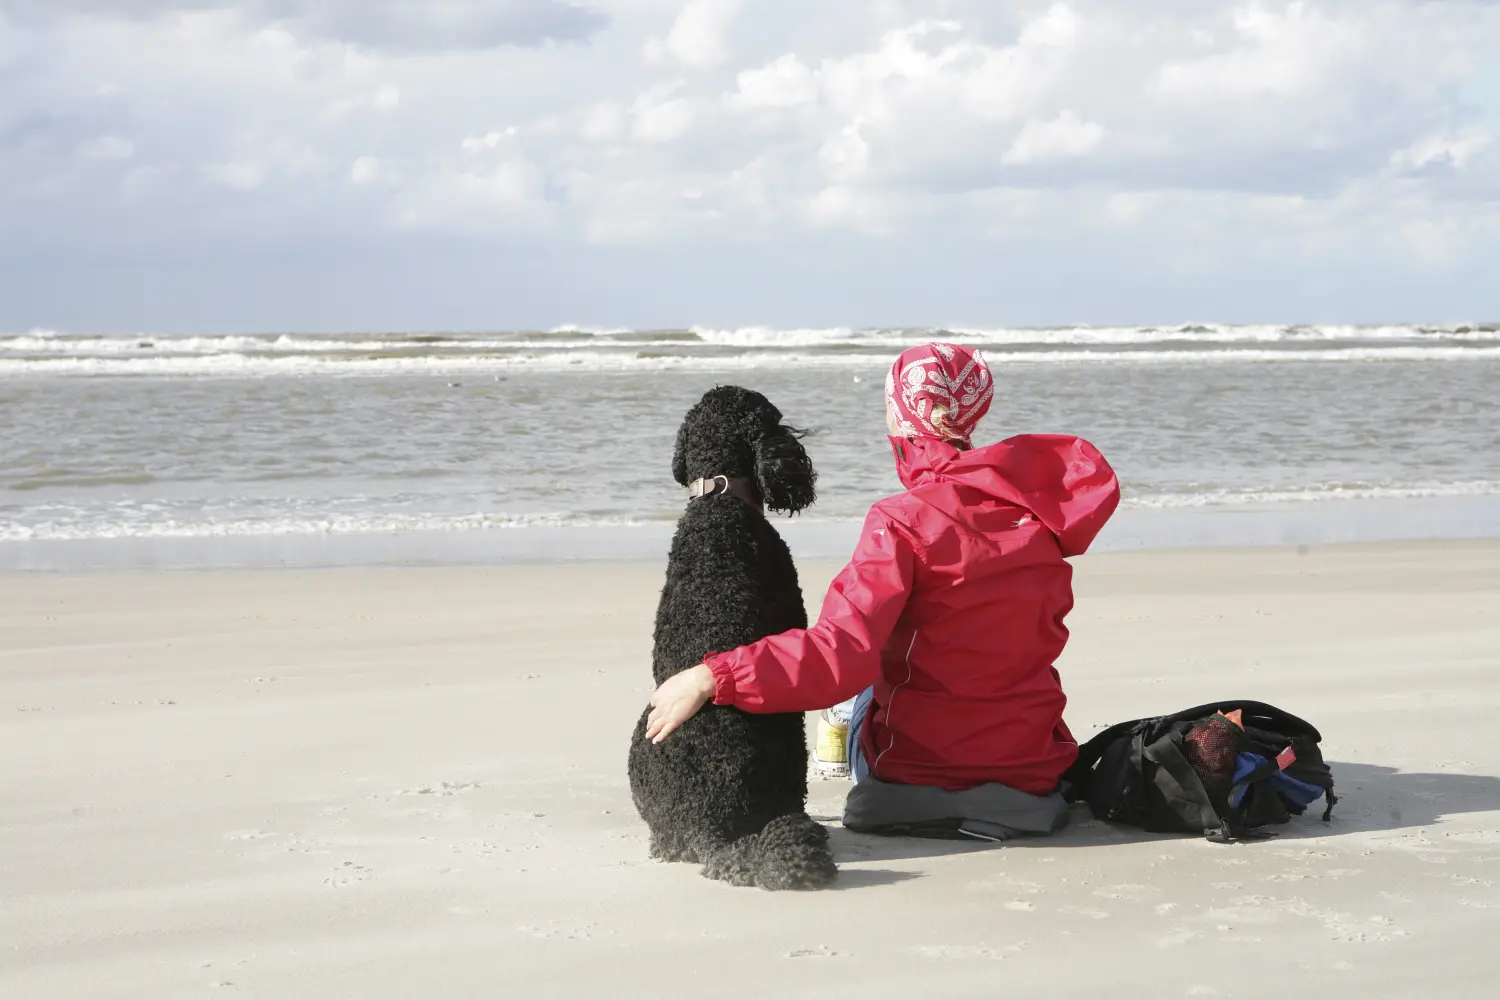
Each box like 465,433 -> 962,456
647,507 -> 918,741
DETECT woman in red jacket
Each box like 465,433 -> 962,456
648,342 -> 1120,840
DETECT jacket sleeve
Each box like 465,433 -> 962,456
704,507 -> 918,713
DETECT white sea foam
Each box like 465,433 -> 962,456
948,324 -> 1500,345
690,325 -> 864,346
547,324 -> 637,336
0,511 -> 652,542
0,333 -> 535,355
6,324 -> 1497,362
1121,480 -> 1500,510
5,482 -> 1498,543
692,323 -> 1500,347
3,344 -> 1498,377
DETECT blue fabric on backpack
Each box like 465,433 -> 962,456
1271,770 -> 1326,810
1229,752 -> 1326,810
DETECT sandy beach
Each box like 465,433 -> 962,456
4,540 -> 1499,999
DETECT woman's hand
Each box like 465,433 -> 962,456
646,663 -> 716,743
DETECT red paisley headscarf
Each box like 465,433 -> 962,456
884,342 -> 994,446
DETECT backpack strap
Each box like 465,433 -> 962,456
1060,717 -> 1150,802
1170,700 -> 1323,742
1142,733 -> 1228,839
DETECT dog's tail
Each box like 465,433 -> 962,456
704,813 -> 838,890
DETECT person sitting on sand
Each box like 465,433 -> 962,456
646,342 -> 1121,840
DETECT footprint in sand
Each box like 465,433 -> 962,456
1060,906 -> 1111,920
322,861 -> 373,888
517,922 -> 599,941
1156,927 -> 1197,949
1283,900 -> 1404,943
912,944 -> 1020,960
1262,867 -> 1364,883
396,781 -> 483,797
1004,900 -> 1035,912
1434,873 -> 1495,888
1203,903 -> 1283,927
1441,828 -> 1500,845
1093,883 -> 1156,901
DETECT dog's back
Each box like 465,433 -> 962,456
651,498 -> 807,683
628,386 -> 836,890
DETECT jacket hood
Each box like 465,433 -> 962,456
889,433 -> 1120,557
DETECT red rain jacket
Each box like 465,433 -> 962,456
706,433 -> 1120,795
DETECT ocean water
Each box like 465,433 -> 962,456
2,324 -> 1498,568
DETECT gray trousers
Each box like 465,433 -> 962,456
837,688 -> 1070,842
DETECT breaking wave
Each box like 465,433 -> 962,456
3,323 -> 1498,377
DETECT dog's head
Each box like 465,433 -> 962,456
671,386 -> 817,515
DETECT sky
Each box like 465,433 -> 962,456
1,0 -> 1497,333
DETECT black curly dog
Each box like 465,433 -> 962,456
628,386 -> 839,890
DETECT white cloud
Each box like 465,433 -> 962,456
1002,110 -> 1105,165
804,182 -> 898,234
1391,130 -> 1490,173
1018,2 -> 1081,48
656,0 -> 742,70
394,151 -> 547,231
631,83 -> 694,142
807,185 -> 857,226
803,8 -> 1080,126
350,155 -> 383,185
1157,2 -> 1365,102
461,128 -> 521,152
455,160 -> 539,207
817,122 -> 868,182
729,54 -> 817,110
372,84 -> 400,113
580,102 -> 626,141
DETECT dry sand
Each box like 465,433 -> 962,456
4,541 -> 1499,998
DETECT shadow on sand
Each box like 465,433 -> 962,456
823,761 -> 1500,865
824,867 -> 922,890
1274,760 -> 1500,840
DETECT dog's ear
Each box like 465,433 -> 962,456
671,419 -> 690,487
753,425 -> 817,514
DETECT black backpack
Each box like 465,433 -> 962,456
1060,701 -> 1337,843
